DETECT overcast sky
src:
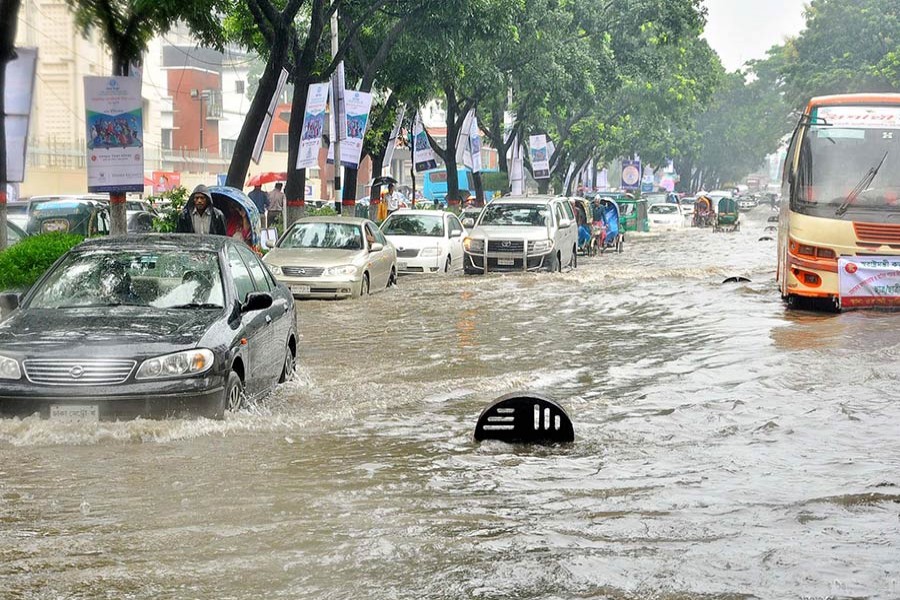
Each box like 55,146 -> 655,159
703,0 -> 808,71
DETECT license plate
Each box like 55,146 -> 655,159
497,258 -> 515,266
49,404 -> 99,422
291,285 -> 311,294
397,261 -> 407,270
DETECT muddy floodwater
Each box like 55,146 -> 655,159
2,209 -> 899,599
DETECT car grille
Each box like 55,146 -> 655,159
396,248 -> 420,258
23,359 -> 136,386
487,240 -> 525,253
282,266 -> 325,277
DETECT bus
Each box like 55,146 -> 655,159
422,168 -> 475,204
778,94 -> 900,310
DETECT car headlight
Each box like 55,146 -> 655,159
322,265 -> 358,277
529,239 -> 553,254
135,349 -> 214,380
464,237 -> 484,252
0,355 -> 21,380
419,247 -> 441,257
267,264 -> 283,276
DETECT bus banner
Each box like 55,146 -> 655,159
838,256 -> 900,308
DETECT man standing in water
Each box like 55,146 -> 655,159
176,185 -> 227,235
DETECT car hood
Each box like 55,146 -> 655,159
264,248 -> 366,267
0,308 -> 221,355
468,225 -> 551,240
384,235 -> 446,250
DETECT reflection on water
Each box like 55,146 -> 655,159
2,210 -> 899,599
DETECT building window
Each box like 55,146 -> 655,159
235,80 -> 245,94
161,129 -> 173,150
273,134 -> 290,153
221,139 -> 236,159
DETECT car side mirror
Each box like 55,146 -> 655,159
369,242 -> 384,252
462,218 -> 475,228
264,238 -> 277,249
241,291 -> 273,313
0,292 -> 22,312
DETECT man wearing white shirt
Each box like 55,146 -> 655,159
387,183 -> 402,215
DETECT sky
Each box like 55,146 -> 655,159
702,0 -> 809,71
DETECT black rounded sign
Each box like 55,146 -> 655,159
474,392 -> 574,445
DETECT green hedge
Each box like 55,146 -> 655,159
0,233 -> 84,291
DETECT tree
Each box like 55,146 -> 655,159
65,0 -> 230,236
0,0 -> 23,250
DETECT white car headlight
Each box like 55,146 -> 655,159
323,265 -> 358,277
267,264 -> 283,276
529,239 -> 553,254
419,247 -> 441,257
464,238 -> 484,252
135,349 -> 214,380
0,355 -> 21,380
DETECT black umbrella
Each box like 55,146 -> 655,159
371,175 -> 398,187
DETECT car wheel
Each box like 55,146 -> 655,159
278,344 -> 296,383
546,252 -> 560,272
388,268 -> 398,288
570,246 -> 577,269
360,273 -> 370,296
224,370 -> 244,414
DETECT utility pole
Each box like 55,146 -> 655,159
330,10 -> 343,216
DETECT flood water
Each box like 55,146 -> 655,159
2,208 -> 899,599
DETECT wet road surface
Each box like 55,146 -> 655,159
2,208 -> 899,599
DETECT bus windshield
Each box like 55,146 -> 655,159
795,105 -> 900,218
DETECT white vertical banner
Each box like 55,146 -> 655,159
455,109 -> 475,168
84,76 -> 144,192
254,67 -> 289,164
510,136 -> 525,195
339,90 -> 373,168
295,81 -> 329,170
469,114 -> 483,173
598,168 -> 609,191
382,105 -> 406,174
529,134 -> 550,179
413,111 -> 438,172
333,62 -> 347,141
562,161 -> 576,193
4,47 -> 37,183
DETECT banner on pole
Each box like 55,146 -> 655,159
562,161 -> 576,193
456,110 -> 474,168
333,62 -> 347,141
839,256 -> 900,308
413,112 -> 437,172
340,90 -> 373,168
84,76 -> 144,192
4,47 -> 37,183
621,159 -> 641,191
296,82 -> 329,170
382,105 -> 406,174
529,134 -> 550,179
510,136 -> 525,195
469,115 -> 482,173
254,67 -> 289,164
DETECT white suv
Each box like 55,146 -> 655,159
462,196 -> 578,274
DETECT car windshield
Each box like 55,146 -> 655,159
280,222 -> 363,250
619,203 -> 636,215
382,214 -> 444,237
650,204 -> 678,214
125,201 -> 147,211
27,249 -> 225,309
479,204 -> 549,227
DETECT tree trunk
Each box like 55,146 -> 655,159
0,0 -> 19,250
108,49 -> 129,237
368,153 -> 383,220
537,179 -> 550,194
285,78 -> 311,227
473,171 -> 484,205
443,101 -> 462,206
226,47 -> 289,188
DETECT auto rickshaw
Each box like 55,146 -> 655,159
714,197 -> 740,232
692,196 -> 714,228
597,197 -> 623,254
616,196 -> 649,233
26,199 -> 110,236
207,185 -> 263,249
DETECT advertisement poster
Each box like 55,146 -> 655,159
382,106 -> 406,171
413,112 -> 438,172
84,76 -> 144,192
152,171 -> 181,194
641,165 -> 655,193
529,134 -> 550,179
340,90 -> 373,168
296,82 -> 329,170
469,115 -> 483,173
621,159 -> 641,191
838,256 -> 900,308
4,47 -> 37,183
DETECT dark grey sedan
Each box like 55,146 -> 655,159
0,234 -> 298,420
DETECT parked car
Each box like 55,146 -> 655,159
0,234 -> 298,420
263,217 -> 397,299
647,203 -> 685,230
463,196 -> 578,274
380,210 -> 466,274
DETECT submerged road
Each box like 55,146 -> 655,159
2,208 -> 899,599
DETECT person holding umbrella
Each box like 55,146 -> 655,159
176,185 -> 226,235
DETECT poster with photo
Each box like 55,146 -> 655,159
84,76 -> 144,192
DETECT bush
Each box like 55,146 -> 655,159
0,233 -> 84,291
150,186 -> 189,232
307,204 -> 338,217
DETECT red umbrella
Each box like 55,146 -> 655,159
246,172 -> 287,187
